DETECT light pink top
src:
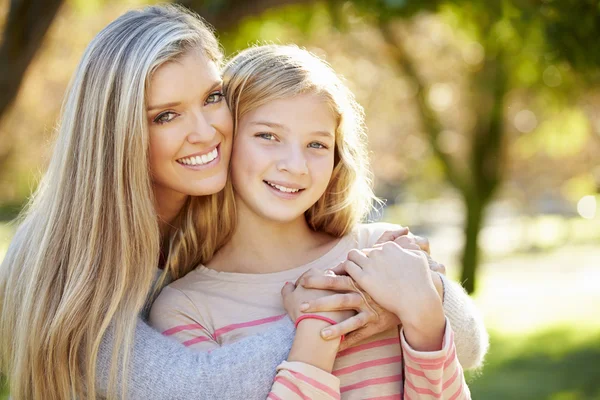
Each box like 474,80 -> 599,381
150,223 -> 472,399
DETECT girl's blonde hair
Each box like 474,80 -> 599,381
0,5 -> 232,399
223,44 -> 378,238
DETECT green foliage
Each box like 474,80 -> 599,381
539,0 -> 600,79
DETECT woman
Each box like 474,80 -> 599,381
0,5 -> 487,400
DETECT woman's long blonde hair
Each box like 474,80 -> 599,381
223,44 -> 378,239
0,5 -> 231,399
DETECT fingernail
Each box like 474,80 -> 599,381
321,329 -> 332,339
300,303 -> 309,311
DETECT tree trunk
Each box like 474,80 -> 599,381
460,194 -> 485,294
0,0 -> 64,123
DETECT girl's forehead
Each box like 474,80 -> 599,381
242,94 -> 336,134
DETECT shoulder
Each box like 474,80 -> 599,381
353,222 -> 406,248
148,279 -> 209,332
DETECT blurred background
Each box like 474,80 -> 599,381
0,0 -> 599,398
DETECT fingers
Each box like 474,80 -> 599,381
392,236 -> 421,251
421,252 -> 446,274
347,248 -> 369,265
413,235 -> 430,254
428,257 -> 446,275
374,227 -> 409,245
299,273 -> 355,292
339,327 -> 370,350
280,281 -> 295,298
301,292 -> 364,312
327,262 -> 347,276
341,259 -> 365,282
321,311 -> 376,340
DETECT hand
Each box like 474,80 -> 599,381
374,228 -> 446,274
298,271 -> 400,345
342,243 -> 446,351
281,269 -> 354,324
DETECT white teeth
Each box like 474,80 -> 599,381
266,181 -> 301,193
178,148 -> 218,166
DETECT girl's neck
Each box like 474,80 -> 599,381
211,200 -> 338,274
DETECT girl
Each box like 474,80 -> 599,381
150,45 -> 480,398
0,6 -> 371,399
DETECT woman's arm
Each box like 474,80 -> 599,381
96,317 -> 295,400
437,273 -> 489,369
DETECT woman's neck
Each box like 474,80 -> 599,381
153,186 -> 188,237
212,200 -> 337,274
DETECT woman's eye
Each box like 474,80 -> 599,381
206,91 -> 224,105
256,133 -> 276,141
153,111 -> 178,125
308,142 -> 327,149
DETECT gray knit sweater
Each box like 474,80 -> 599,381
96,274 -> 487,399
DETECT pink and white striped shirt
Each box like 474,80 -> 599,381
149,223 -> 472,399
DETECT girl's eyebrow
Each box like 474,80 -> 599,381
250,121 -> 284,129
250,121 -> 334,138
146,80 -> 222,112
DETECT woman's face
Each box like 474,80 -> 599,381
230,93 -> 336,224
147,50 -> 233,209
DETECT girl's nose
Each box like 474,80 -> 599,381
276,146 -> 308,175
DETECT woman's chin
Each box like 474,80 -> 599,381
185,176 -> 228,196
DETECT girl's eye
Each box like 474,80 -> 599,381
256,133 -> 276,141
153,111 -> 178,125
206,91 -> 224,105
308,142 -> 327,149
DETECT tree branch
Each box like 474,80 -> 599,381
377,20 -> 468,194
179,0 -> 317,32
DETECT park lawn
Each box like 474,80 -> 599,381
468,327 -> 600,400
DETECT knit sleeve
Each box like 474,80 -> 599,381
401,319 -> 471,399
96,315 -> 295,399
439,273 -> 489,369
268,361 -> 341,400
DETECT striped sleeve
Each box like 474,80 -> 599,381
148,286 -> 219,352
268,361 -> 341,400
400,319 -> 471,399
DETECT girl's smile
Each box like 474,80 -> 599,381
231,93 -> 336,224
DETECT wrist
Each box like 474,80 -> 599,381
402,301 -> 446,351
289,319 -> 341,372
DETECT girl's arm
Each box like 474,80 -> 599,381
268,318 -> 342,400
143,284 -> 342,400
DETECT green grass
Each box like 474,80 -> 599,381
468,329 -> 600,399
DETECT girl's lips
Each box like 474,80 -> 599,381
264,180 -> 304,199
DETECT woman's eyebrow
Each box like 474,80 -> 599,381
146,80 -> 222,112
147,101 -> 180,112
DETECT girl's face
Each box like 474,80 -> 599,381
231,93 -> 336,224
147,50 -> 233,205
